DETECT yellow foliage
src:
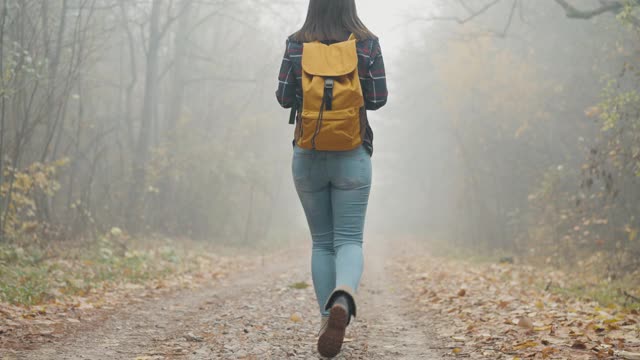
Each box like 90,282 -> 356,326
1,158 -> 69,239
432,36 -> 550,138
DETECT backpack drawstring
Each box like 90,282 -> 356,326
311,78 -> 334,149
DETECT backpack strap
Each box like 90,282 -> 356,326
289,101 -> 297,125
289,95 -> 303,125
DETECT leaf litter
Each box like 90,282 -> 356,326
0,245 -> 258,354
396,253 -> 640,359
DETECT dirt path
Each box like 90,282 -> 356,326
6,241 -> 445,359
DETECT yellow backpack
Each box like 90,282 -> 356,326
295,34 -> 364,151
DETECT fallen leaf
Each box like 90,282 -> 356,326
185,333 -> 204,342
290,313 -> 302,323
513,340 -> 538,350
571,340 -> 587,350
541,346 -> 556,357
288,282 -> 310,290
534,325 -> 552,332
518,316 -> 534,330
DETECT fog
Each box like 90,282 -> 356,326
3,2 -> 640,358
1,0 -> 639,272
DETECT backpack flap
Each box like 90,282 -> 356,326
301,40 -> 358,77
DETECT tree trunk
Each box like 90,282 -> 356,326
0,0 -> 7,242
127,0 -> 162,232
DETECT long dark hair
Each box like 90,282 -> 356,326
291,0 -> 377,42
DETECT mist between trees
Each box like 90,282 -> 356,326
0,0 -> 638,277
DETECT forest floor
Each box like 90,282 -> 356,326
1,239 -> 639,359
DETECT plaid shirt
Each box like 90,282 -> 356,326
276,37 -> 387,154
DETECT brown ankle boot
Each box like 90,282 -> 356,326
317,286 -> 357,358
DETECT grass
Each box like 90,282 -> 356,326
425,238 -> 516,264
0,265 -> 51,305
546,278 -> 640,312
0,235 -> 212,307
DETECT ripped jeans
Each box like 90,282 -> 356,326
292,145 -> 372,317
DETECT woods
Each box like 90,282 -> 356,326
0,0 -> 638,279
382,0 -> 640,279
0,0 -> 636,300
0,0 -> 292,244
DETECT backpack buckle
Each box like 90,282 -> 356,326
324,78 -> 334,89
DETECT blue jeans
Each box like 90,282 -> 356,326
292,145 -> 372,317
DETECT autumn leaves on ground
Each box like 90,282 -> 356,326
398,246 -> 640,360
0,236 -> 638,359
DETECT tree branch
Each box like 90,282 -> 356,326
411,0 -> 503,24
495,0 -> 518,37
553,0 -> 625,19
404,0 -> 522,37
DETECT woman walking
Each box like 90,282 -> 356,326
276,0 -> 387,357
